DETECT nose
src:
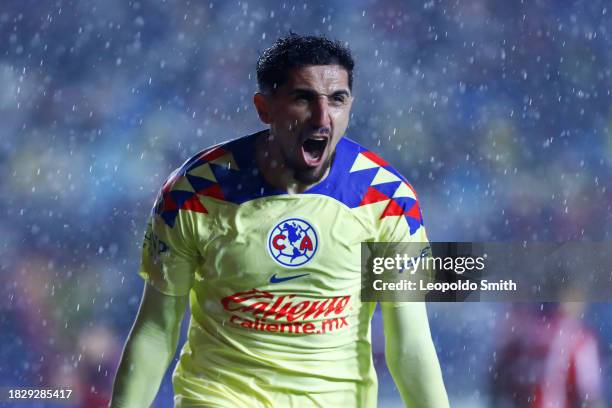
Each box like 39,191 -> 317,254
310,96 -> 331,129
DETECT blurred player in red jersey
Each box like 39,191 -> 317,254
491,302 -> 604,408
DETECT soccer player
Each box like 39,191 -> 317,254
110,34 -> 449,408
491,302 -> 604,408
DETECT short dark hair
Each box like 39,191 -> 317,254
256,33 -> 354,94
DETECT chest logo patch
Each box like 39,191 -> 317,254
268,218 -> 318,267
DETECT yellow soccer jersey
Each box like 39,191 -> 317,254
140,131 -> 428,408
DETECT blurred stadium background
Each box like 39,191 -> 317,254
1,0 -> 611,407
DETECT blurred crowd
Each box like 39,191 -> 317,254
1,0 -> 611,406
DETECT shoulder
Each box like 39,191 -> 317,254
152,133 -> 262,227
314,137 -> 424,235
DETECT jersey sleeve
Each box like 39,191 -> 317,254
377,181 -> 430,256
375,181 -> 434,299
379,203 -> 428,243
138,171 -> 200,296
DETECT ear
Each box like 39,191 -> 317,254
253,92 -> 272,124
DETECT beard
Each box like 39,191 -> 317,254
288,150 -> 336,185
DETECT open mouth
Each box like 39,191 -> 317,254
301,136 -> 329,166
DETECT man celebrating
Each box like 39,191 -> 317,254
110,34 -> 448,408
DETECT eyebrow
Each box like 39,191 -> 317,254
289,88 -> 351,98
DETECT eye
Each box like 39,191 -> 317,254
294,94 -> 310,103
330,94 -> 348,106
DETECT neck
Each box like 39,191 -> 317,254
254,130 -> 331,194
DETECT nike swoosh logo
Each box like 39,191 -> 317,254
269,273 -> 309,284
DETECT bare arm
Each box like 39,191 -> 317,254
110,283 -> 188,408
381,302 -> 449,408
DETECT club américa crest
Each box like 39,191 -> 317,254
267,218 -> 318,267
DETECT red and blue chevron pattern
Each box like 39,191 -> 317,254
154,134 -> 424,235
